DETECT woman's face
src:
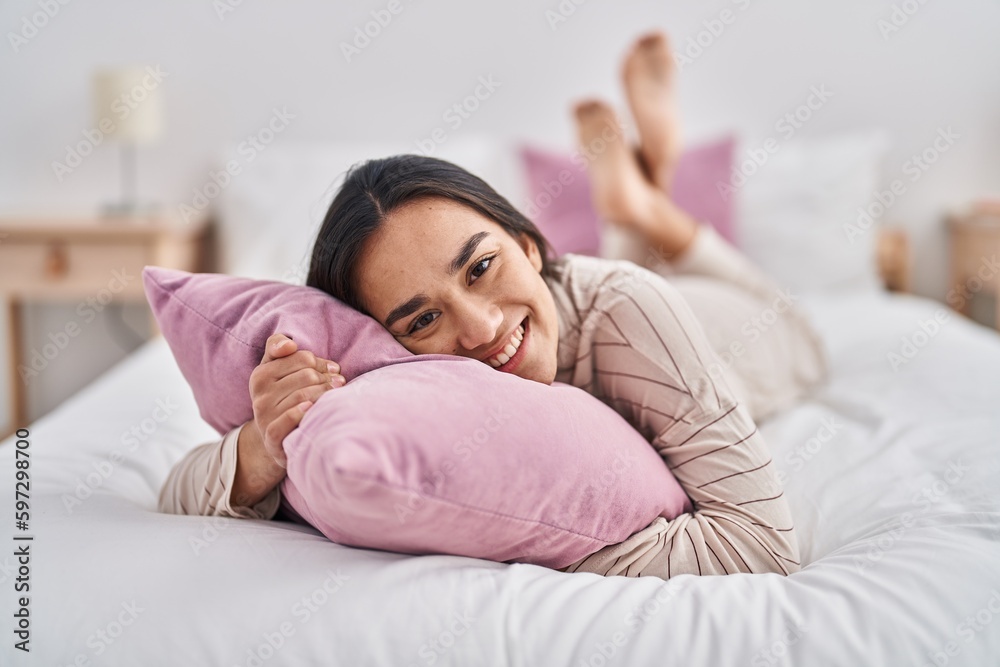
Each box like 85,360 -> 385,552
353,196 -> 560,385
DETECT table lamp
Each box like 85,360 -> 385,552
92,66 -> 163,218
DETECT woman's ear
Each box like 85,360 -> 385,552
519,232 -> 543,273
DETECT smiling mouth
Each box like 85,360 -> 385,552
487,316 -> 529,371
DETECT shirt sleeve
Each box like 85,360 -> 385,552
559,260 -> 800,577
157,421 -> 282,520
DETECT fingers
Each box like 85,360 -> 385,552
262,399 -> 316,466
273,377 -> 338,415
261,333 -> 298,364
253,333 -> 348,469
263,370 -> 348,466
258,350 -> 339,383
311,351 -> 338,376
274,365 -> 344,397
260,332 -> 341,371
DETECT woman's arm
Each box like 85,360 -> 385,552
558,259 -> 800,577
157,420 -> 283,518
156,332 -> 343,519
232,419 -> 288,508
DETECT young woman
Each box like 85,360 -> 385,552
159,32 -> 828,578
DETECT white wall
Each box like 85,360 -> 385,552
2,0 -> 1000,430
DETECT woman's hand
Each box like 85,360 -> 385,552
231,333 -> 345,509
250,332 -> 345,468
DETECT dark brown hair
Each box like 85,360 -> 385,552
306,154 -> 556,317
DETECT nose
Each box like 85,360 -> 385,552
452,296 -> 504,355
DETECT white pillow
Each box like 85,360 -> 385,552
213,140 -> 404,281
211,136 -> 524,281
734,129 -> 891,296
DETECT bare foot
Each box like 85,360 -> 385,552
622,31 -> 682,195
573,99 -> 657,237
573,99 -> 698,259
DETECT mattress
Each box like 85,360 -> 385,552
2,289 -> 999,666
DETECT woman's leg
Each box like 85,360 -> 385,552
573,98 -> 699,263
623,31 -> 682,198
574,90 -> 829,426
617,31 -> 786,300
574,93 -> 775,299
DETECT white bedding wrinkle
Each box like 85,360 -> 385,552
1,291 -> 999,666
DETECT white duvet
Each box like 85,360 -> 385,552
2,289 -> 999,666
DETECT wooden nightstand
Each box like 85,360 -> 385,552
946,210 -> 1000,331
0,212 -> 214,438
876,227 -> 912,294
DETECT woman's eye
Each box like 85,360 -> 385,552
410,312 -> 438,333
408,254 -> 497,334
471,254 -> 495,280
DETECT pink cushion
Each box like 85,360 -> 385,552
143,266 -> 692,568
520,135 -> 737,257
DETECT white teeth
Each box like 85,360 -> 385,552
488,322 -> 525,367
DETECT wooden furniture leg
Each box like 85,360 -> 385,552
4,296 -> 25,440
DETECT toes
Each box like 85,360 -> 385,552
573,99 -> 612,121
573,100 -> 621,139
637,31 -> 668,52
623,30 -> 674,82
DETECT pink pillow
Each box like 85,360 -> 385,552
143,266 -> 692,568
520,135 -> 737,258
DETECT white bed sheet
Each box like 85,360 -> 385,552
2,290 -> 1000,666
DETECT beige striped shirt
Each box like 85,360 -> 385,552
549,225 -> 828,577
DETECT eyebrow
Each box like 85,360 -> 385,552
383,231 -> 492,331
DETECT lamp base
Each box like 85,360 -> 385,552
100,199 -> 163,221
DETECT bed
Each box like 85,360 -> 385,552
3,137 -> 1000,666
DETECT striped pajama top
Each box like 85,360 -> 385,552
158,224 -> 829,578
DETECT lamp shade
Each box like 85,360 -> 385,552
92,66 -> 163,143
